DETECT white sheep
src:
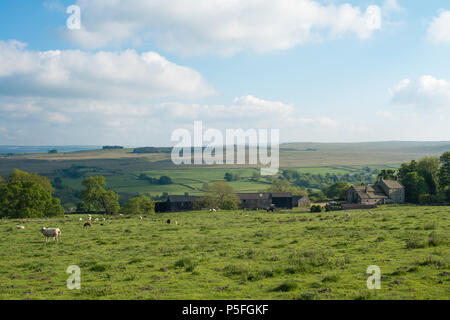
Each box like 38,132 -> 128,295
139,216 -> 143,221
40,227 -> 61,243
79,218 -> 83,221
17,226 -> 25,230
102,218 -> 106,221
95,218 -> 99,222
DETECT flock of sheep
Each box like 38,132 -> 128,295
16,213 -> 158,243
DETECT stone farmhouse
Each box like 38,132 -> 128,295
347,178 -> 405,205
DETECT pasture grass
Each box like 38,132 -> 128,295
0,205 -> 449,300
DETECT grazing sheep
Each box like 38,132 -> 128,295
175,221 -> 178,225
40,228 -> 61,242
95,218 -> 99,222
84,221 -> 92,228
139,216 -> 143,221
17,226 -> 25,230
79,218 -> 83,221
167,219 -> 171,224
103,218 -> 106,221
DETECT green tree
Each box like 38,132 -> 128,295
158,176 -> 173,185
76,201 -> 96,212
402,172 -> 429,203
198,181 -> 240,210
439,152 -> 450,188
0,179 -> 63,218
418,156 -> 440,195
121,195 -> 155,215
267,179 -> 306,196
9,169 -> 54,194
398,160 -> 418,181
324,182 -> 351,200
377,169 -> 397,181
224,172 -> 234,182
439,152 -> 450,201
80,176 -> 120,214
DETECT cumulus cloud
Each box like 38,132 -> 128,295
159,95 -> 338,128
428,10 -> 450,43
0,40 -> 214,101
61,0 -> 382,55
390,75 -> 450,108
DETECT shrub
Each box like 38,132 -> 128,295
428,232 -> 447,247
289,249 -> 333,273
417,255 -> 446,267
273,281 -> 298,292
405,237 -> 427,249
322,274 -> 340,283
310,205 -> 322,213
175,258 -> 196,272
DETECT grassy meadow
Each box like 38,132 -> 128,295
0,205 -> 449,300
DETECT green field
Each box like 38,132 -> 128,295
1,141 -> 448,208
1,205 -> 448,300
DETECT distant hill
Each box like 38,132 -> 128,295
0,146 -> 101,154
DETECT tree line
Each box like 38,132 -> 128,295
0,170 -> 155,218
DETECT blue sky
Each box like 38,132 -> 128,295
0,0 -> 450,146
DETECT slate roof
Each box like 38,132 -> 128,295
380,179 -> 404,189
237,193 -> 270,200
167,195 -> 200,202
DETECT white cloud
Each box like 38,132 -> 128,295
62,0 -> 382,55
390,75 -> 450,108
382,0 -> 403,13
0,40 -> 214,101
428,10 -> 450,43
376,110 -> 393,119
47,112 -> 72,124
159,95 -> 338,128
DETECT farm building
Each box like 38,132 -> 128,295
297,196 -> 311,207
237,193 -> 293,210
237,193 -> 271,210
271,193 -> 293,209
156,192 -> 294,212
156,195 -> 200,213
347,178 -> 405,205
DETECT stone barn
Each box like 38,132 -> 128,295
297,196 -> 311,207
